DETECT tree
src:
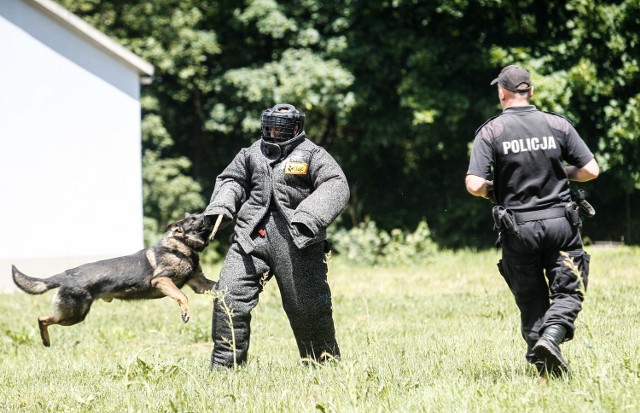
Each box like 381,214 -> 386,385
57,0 -> 640,247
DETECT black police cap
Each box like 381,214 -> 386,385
491,65 -> 532,92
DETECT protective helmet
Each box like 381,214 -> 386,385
260,103 -> 305,142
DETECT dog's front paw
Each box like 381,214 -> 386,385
181,310 -> 190,323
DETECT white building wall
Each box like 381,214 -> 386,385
0,0 -> 145,291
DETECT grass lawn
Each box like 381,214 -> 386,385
1,246 -> 638,412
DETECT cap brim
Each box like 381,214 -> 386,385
490,78 -> 498,86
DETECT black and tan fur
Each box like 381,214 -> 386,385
12,213 -> 216,347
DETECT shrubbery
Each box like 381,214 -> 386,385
329,219 -> 438,266
191,217 -> 439,268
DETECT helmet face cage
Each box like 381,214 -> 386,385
261,104 -> 305,142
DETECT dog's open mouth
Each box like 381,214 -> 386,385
199,222 -> 214,239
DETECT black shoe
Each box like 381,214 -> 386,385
533,325 -> 569,376
534,356 -> 567,377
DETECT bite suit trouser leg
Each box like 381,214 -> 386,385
267,211 -> 339,362
210,241 -> 265,368
210,211 -> 339,368
497,216 -> 590,364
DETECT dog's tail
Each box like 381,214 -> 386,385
11,265 -> 61,294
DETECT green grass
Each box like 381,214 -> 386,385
1,246 -> 639,412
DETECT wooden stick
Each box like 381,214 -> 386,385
209,214 -> 223,240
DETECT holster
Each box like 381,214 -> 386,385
565,202 -> 582,228
571,189 -> 596,218
492,206 -> 519,235
566,189 -> 596,227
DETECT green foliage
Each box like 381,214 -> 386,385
212,48 -> 356,142
330,219 -> 438,266
141,152 -> 204,222
56,0 -> 640,246
141,99 -> 206,245
235,0 -> 298,39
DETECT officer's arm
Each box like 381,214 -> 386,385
566,158 -> 599,182
465,174 -> 494,199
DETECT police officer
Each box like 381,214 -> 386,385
465,65 -> 599,376
204,103 -> 349,368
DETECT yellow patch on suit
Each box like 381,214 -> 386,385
285,161 -> 308,175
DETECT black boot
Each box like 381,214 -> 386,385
533,325 -> 569,376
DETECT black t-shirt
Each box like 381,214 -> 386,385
467,105 -> 594,212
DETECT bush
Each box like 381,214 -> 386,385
145,216 -> 437,267
329,219 -> 438,266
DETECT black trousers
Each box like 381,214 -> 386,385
497,216 -> 590,363
210,210 -> 339,367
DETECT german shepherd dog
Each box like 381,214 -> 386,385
12,213 -> 216,347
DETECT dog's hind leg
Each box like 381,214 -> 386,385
39,289 -> 93,347
38,316 -> 55,347
151,277 -> 190,323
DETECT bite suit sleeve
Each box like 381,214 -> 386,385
291,148 -> 350,248
204,149 -> 250,228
